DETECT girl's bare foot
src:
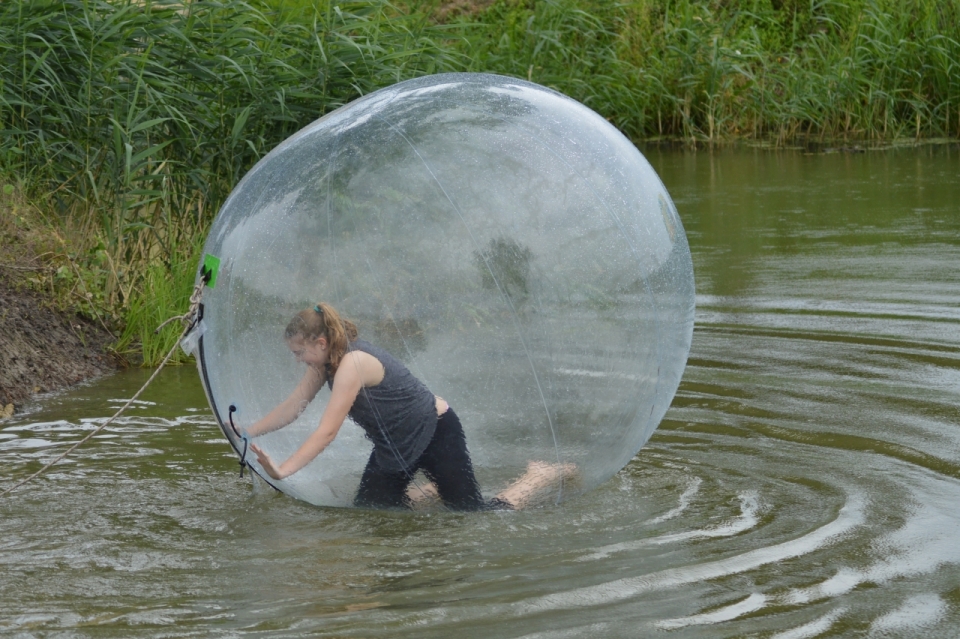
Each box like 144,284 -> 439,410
495,460 -> 578,510
404,461 -> 578,511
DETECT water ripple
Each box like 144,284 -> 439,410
3,150 -> 960,636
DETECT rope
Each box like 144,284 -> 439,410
0,279 -> 207,498
227,404 -> 249,478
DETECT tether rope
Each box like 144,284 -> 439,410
0,279 -> 207,498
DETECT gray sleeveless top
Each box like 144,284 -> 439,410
328,339 -> 437,471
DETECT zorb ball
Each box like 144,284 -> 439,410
191,73 -> 695,508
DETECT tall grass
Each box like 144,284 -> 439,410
114,242 -> 199,364
0,0 -> 462,363
2,0 -> 958,363
454,0 -> 960,142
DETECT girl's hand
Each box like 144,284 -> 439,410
250,443 -> 285,480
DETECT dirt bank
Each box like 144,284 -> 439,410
0,188 -> 120,416
0,272 -> 119,414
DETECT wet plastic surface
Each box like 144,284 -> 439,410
195,73 -> 695,507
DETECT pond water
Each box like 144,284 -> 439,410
2,145 -> 959,638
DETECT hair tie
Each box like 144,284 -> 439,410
314,304 -> 323,315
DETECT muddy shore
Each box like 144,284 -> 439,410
0,271 -> 118,415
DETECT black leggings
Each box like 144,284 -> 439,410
354,408 -> 487,511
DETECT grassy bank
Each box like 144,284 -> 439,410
452,0 -> 960,143
0,0 -> 460,363
1,0 -> 957,363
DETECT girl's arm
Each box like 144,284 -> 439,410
253,352 -> 374,480
245,366 -> 324,437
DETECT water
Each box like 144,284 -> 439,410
2,145 -> 959,637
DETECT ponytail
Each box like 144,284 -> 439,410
284,302 -> 358,375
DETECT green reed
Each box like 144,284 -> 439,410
114,242 -> 200,365
455,0 -> 960,142
0,0 -> 461,363
1,0 -> 957,364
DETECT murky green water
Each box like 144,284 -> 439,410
3,145 -> 960,637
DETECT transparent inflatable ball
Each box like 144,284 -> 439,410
192,73 -> 695,508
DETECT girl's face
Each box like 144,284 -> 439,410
287,334 -> 328,369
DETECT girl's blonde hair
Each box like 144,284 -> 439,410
284,302 -> 358,375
